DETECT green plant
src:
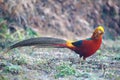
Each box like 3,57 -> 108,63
0,75 -> 8,80
115,76 -> 120,80
0,18 -> 8,38
3,64 -> 22,74
12,55 -> 27,65
0,18 -> 39,53
26,27 -> 38,38
55,63 -> 76,78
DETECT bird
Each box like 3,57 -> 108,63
4,26 -> 104,60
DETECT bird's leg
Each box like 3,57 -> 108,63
78,56 -> 85,65
75,56 -> 86,70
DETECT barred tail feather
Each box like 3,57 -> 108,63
9,37 -> 67,50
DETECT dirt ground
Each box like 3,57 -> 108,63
0,40 -> 120,80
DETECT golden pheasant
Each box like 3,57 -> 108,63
5,26 -> 104,60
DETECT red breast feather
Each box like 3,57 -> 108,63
68,37 -> 102,59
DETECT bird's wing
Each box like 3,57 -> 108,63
72,40 -> 83,47
72,38 -> 91,47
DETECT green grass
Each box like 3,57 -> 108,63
0,18 -> 39,53
11,55 -> 27,65
3,64 -> 22,74
0,75 -> 9,80
55,63 -> 76,78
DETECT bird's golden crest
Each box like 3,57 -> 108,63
92,26 -> 104,39
95,26 -> 104,33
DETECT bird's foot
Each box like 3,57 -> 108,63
77,57 -> 86,65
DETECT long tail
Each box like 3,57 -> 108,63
2,37 -> 76,54
8,37 -> 67,50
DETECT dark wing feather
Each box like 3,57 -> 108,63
72,40 -> 83,47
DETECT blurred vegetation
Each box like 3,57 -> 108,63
55,63 -> 76,78
3,64 -> 22,74
0,18 -> 38,40
0,74 -> 9,80
0,18 -> 39,50
11,54 -> 27,65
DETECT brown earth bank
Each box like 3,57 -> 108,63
0,0 -> 119,40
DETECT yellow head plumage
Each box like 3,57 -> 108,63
92,26 -> 104,39
95,26 -> 104,33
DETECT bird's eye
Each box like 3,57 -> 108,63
98,30 -> 104,35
